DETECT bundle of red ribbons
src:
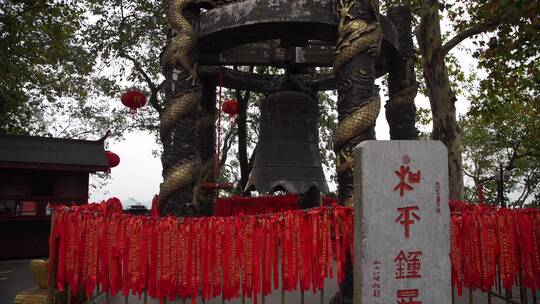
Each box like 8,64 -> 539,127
49,198 -> 540,301
450,201 -> 540,295
214,194 -> 338,216
49,198 -> 353,302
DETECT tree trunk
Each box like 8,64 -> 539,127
417,0 -> 464,200
236,90 -> 251,193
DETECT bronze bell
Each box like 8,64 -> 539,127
245,90 -> 329,194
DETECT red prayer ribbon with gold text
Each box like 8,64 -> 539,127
49,198 -> 352,303
449,200 -> 540,294
48,198 -> 540,302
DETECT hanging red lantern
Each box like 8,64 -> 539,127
222,98 -> 240,115
105,151 -> 120,168
121,89 -> 147,112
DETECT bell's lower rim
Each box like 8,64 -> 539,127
245,179 -> 330,195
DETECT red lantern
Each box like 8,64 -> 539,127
121,89 -> 147,112
222,98 -> 240,115
105,151 -> 120,168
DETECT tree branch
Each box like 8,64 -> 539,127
219,127 -> 237,169
151,81 -> 166,113
235,67 -> 253,193
118,51 -> 163,112
117,1 -> 163,112
119,51 -> 157,92
513,169 -> 537,207
462,167 -> 478,182
441,20 -> 500,56
514,183 -> 530,208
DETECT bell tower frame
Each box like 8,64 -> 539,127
158,0 -> 419,215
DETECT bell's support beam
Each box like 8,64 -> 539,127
199,41 -> 337,67
199,66 -> 338,92
199,42 -> 390,81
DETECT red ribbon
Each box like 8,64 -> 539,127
49,198 -> 540,302
450,215 -> 464,295
215,194 -> 338,216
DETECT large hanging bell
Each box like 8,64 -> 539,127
245,90 -> 329,194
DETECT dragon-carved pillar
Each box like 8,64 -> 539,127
333,1 -> 381,303
194,78 -> 217,216
159,0 -> 205,216
334,0 -> 382,206
386,6 -> 419,140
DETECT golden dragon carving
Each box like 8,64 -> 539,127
334,96 -> 381,177
160,90 -> 201,142
159,0 -> 208,212
333,0 -> 382,72
333,96 -> 381,151
191,111 -> 217,205
333,0 -> 382,175
196,110 -> 215,130
159,159 -> 201,208
386,83 -> 417,112
161,0 -> 199,85
386,57 -> 418,113
191,157 -> 216,206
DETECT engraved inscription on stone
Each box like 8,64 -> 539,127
353,140 -> 450,304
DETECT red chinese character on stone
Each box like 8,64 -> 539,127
394,250 -> 423,279
397,289 -> 422,304
373,289 -> 381,297
408,171 -> 421,184
395,206 -> 421,238
394,165 -> 421,196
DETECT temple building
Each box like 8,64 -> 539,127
0,134 -> 109,259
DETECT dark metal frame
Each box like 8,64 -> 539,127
159,0 -> 419,215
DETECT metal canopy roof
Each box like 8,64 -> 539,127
0,134 -> 109,172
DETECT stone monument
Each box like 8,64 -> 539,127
353,140 -> 450,304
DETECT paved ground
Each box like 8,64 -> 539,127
453,287 -> 539,304
1,259 -> 538,304
0,259 -> 338,304
94,287 -> 338,304
97,288 -> 539,304
0,259 -> 38,303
